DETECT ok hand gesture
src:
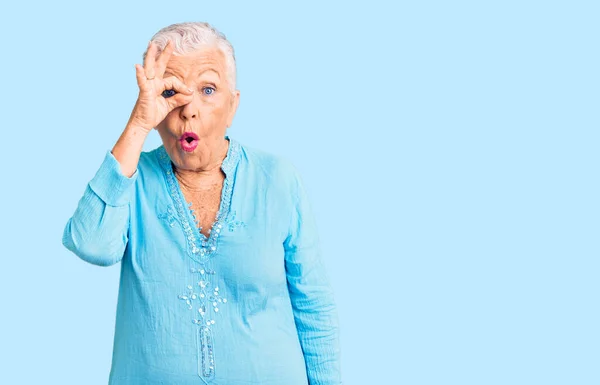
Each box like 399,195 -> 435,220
128,40 -> 194,133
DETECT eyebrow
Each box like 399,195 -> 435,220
198,69 -> 220,79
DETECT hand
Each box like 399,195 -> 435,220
128,40 -> 195,133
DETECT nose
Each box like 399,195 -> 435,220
180,94 -> 199,120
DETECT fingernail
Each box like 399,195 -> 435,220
188,88 -> 194,93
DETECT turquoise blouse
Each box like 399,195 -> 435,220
62,136 -> 342,385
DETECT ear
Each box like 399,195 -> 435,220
226,90 -> 240,128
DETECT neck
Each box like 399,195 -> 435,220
173,137 -> 229,191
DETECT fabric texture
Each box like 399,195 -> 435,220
62,136 -> 342,385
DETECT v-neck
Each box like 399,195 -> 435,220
156,136 -> 241,263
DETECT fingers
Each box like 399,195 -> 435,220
144,41 -> 156,80
162,76 -> 195,108
136,40 -> 171,92
163,76 -> 194,95
134,64 -> 148,89
168,92 -> 196,110
155,40 -> 173,77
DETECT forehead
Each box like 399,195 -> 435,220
164,47 -> 227,78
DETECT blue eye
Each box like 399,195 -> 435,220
162,89 -> 176,98
202,87 -> 215,95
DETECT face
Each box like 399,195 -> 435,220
156,47 -> 240,171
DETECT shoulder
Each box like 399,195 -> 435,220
139,146 -> 162,168
238,141 -> 301,188
132,146 -> 165,183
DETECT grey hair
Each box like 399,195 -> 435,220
142,21 -> 237,92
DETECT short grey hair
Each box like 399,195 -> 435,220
143,21 -> 237,92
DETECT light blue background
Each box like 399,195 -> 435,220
1,1 -> 598,384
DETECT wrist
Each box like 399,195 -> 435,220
125,120 -> 153,135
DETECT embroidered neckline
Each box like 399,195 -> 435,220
156,136 -> 241,263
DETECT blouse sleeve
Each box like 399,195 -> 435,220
62,150 -> 138,266
283,166 -> 342,385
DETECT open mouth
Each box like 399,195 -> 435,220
179,132 -> 199,152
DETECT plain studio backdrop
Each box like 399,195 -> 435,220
0,1 -> 598,384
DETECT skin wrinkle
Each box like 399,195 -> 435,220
164,68 -> 221,82
156,46 -> 240,237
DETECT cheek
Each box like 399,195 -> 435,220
195,107 -> 218,125
156,116 -> 174,134
156,125 -> 176,140
156,129 -> 179,153
204,102 -> 229,120
165,109 -> 181,122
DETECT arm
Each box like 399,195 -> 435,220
284,167 -> 342,385
63,39 -> 194,266
62,148 -> 138,266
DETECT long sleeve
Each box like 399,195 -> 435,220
62,150 -> 138,266
283,168 -> 342,385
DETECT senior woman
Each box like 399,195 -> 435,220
62,22 -> 341,385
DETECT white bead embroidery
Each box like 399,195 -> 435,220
158,138 -> 241,382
